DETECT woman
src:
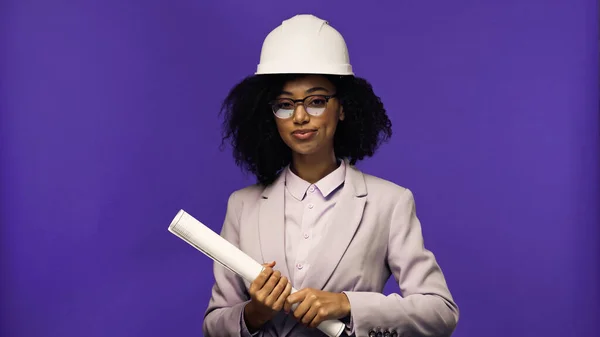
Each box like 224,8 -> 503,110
203,14 -> 459,337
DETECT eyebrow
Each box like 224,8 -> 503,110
280,86 -> 331,96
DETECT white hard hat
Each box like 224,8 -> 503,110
255,14 -> 354,76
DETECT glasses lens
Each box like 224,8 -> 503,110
272,99 -> 294,118
305,96 -> 327,116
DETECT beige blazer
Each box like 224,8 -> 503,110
203,160 -> 459,337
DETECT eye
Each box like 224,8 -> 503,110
275,100 -> 294,109
308,97 -> 327,108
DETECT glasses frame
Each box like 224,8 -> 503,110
269,94 -> 337,119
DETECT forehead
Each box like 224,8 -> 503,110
280,75 -> 335,95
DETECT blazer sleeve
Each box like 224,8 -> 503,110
202,191 -> 262,337
343,188 -> 459,337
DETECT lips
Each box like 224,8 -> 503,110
292,129 -> 317,135
291,129 -> 317,140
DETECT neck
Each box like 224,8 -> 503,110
291,151 -> 339,184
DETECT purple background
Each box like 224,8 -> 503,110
1,1 -> 598,336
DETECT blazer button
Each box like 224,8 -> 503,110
383,330 -> 391,337
376,331 -> 383,337
368,330 -> 376,337
390,330 -> 398,337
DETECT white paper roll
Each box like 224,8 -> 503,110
168,209 -> 345,337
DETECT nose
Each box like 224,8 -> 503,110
292,104 -> 309,124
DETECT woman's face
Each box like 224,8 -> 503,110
273,75 -> 344,159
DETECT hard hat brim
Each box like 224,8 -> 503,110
255,63 -> 354,76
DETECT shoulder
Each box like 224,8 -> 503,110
225,183 -> 266,209
363,172 -> 407,194
352,166 -> 416,206
356,167 -> 411,197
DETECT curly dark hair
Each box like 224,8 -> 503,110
220,74 -> 392,186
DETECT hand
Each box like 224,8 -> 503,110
285,288 -> 351,329
244,261 -> 293,332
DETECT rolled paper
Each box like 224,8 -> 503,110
168,209 -> 345,337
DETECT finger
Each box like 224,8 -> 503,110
266,276 -> 288,308
258,270 -> 281,301
292,292 -> 316,321
250,267 -> 274,294
275,280 -> 293,312
286,288 -> 307,306
301,303 -> 319,326
281,283 -> 292,314
261,261 -> 276,268
309,307 -> 328,328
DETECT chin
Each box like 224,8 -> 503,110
291,147 -> 319,156
288,143 -> 321,156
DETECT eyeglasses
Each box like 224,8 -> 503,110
269,94 -> 336,119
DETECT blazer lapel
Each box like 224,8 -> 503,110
300,162 -> 367,291
257,173 -> 292,279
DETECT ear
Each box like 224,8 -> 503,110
338,106 -> 345,121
